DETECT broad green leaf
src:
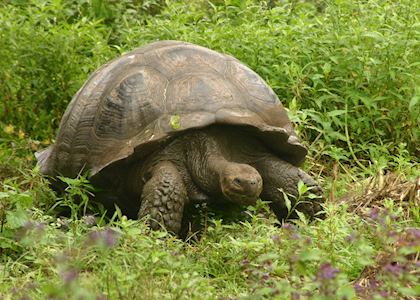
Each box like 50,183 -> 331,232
362,31 -> 384,41
327,110 -> 347,117
296,210 -> 307,224
6,209 -> 29,229
297,180 -> 308,196
299,249 -> 320,261
281,190 -> 291,213
409,95 -> 418,112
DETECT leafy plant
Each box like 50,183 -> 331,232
0,0 -> 419,298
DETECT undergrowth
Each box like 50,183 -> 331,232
0,0 -> 419,299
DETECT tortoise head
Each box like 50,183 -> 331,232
220,163 -> 263,205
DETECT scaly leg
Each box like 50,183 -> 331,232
252,155 -> 324,221
138,161 -> 188,234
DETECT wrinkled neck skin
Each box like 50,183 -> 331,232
183,132 -> 232,197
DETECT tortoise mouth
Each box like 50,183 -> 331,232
222,189 -> 261,205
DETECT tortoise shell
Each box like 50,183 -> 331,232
37,40 -> 307,179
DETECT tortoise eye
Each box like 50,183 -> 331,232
233,178 -> 241,185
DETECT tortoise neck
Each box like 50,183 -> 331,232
191,155 -> 232,198
183,131 -> 229,196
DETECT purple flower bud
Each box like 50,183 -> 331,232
317,263 -> 340,280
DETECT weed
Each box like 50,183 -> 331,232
1,0 -> 419,298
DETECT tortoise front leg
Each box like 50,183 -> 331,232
252,155 -> 324,221
138,161 -> 188,234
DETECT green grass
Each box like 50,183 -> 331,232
0,0 -> 419,299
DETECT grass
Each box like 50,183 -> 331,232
0,0 -> 419,299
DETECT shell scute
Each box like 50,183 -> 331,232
93,68 -> 166,140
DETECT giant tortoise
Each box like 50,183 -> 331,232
37,40 -> 324,234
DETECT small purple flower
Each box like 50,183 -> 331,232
369,207 -> 380,221
261,272 -> 270,281
103,228 -> 120,247
240,259 -> 250,267
15,221 -> 46,240
387,230 -> 398,238
88,231 -> 102,243
291,292 -> 301,300
317,263 -> 340,280
60,269 -> 79,285
345,231 -> 357,243
369,278 -> 379,289
378,290 -> 390,298
383,263 -> 404,276
271,234 -> 281,244
282,223 -> 295,232
407,228 -> 420,240
87,228 -> 120,248
291,233 -> 301,240
353,282 -> 367,295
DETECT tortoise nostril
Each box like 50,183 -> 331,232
249,180 -> 256,185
